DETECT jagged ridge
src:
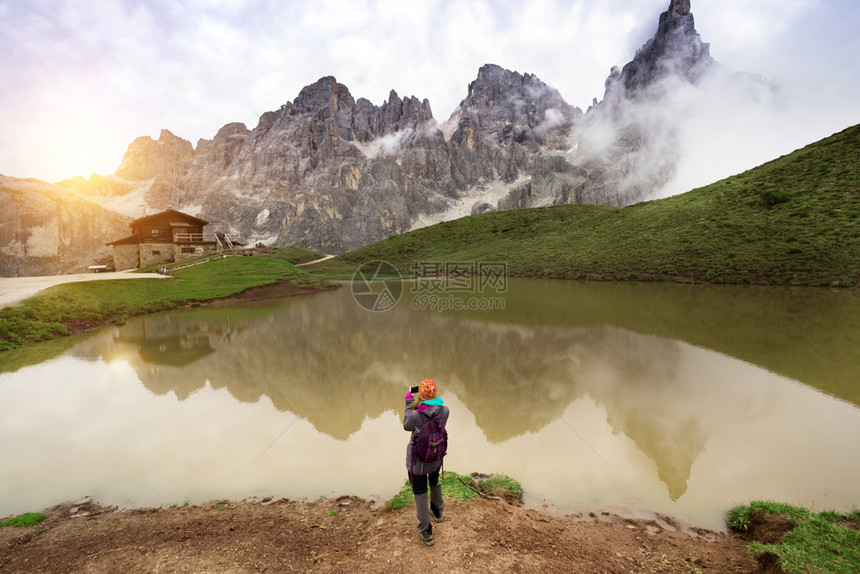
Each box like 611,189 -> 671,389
2,0 -> 762,273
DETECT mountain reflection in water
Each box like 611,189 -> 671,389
1,280 -> 857,526
62,282 -> 858,501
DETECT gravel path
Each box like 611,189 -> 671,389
296,254 -> 336,266
0,271 -> 168,309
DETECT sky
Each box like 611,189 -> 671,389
1,0 -> 859,187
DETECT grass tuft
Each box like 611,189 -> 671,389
728,501 -> 860,573
385,472 -> 522,511
727,504 -> 752,532
475,474 -> 523,502
0,513 -> 46,528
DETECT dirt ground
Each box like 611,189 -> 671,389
0,495 -> 769,574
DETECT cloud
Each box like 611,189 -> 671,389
656,68 -> 782,198
354,127 -> 416,159
569,0 -> 860,201
540,108 -> 566,131
0,0 -> 859,186
660,0 -> 860,196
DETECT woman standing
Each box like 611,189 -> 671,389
404,379 -> 449,546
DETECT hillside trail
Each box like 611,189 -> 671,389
0,271 -> 168,309
296,254 -> 336,266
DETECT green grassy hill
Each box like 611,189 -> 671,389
0,253 -> 327,354
312,124 -> 860,287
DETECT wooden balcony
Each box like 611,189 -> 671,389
173,233 -> 216,243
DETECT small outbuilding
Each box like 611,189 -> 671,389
108,209 -> 231,271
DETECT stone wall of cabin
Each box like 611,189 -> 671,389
139,242 -> 174,268
113,245 -> 139,271
113,241 -> 220,270
173,243 -> 217,262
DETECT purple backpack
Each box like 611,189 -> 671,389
413,413 -> 448,464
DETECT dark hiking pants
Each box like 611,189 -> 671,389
409,470 -> 443,534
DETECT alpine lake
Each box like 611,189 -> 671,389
1,277 -> 858,531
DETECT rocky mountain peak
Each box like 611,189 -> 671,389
157,129 -> 190,146
189,122 -> 250,179
574,0 -> 721,210
670,0 -> 691,16
115,130 -> 194,182
605,0 -> 713,101
467,63 -> 515,103
287,76 -> 355,117
377,90 -> 434,134
466,64 -> 575,113
455,64 -> 579,145
212,122 -> 250,140
463,64 -> 565,112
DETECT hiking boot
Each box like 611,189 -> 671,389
431,504 -> 443,523
420,530 -> 435,546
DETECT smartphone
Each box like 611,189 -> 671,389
410,385 -> 419,394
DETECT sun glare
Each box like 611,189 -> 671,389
43,134 -> 119,183
19,111 -> 124,183
108,358 -> 131,372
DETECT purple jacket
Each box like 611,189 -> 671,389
404,393 -> 449,475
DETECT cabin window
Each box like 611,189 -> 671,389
181,247 -> 195,254
152,250 -> 161,255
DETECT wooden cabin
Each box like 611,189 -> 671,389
108,209 -> 224,270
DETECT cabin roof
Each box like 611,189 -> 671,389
131,208 -> 208,227
106,234 -> 141,246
